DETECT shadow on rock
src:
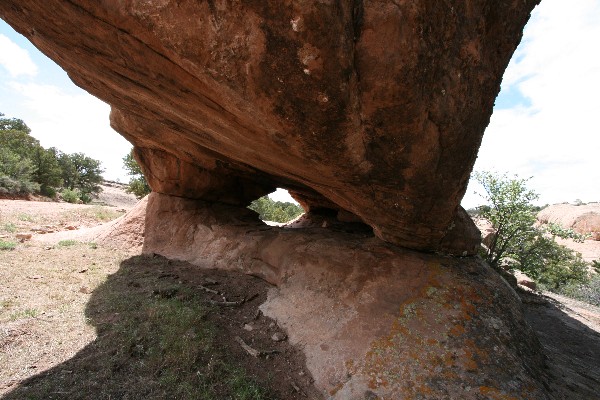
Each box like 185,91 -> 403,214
2,254 -> 320,400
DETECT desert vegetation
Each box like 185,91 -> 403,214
122,150 -> 151,199
248,196 -> 304,223
0,113 -> 104,203
473,171 -> 599,303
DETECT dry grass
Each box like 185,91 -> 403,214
0,199 -> 316,400
0,242 -> 128,393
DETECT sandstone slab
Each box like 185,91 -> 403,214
143,193 -> 552,399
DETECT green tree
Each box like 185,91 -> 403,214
0,114 -> 31,133
0,113 -> 103,200
474,171 -> 539,269
248,196 -> 304,223
31,147 -> 62,197
123,150 -> 151,198
0,114 -> 40,195
58,152 -> 104,201
0,147 -> 40,195
474,171 -> 590,289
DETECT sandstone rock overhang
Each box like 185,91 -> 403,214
0,0 -> 540,254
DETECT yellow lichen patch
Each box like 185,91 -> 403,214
358,260 -> 537,398
345,359 -> 357,376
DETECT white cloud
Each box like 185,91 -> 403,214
9,82 -> 133,181
0,34 -> 38,78
463,0 -> 600,208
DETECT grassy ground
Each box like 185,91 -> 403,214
0,202 -> 318,400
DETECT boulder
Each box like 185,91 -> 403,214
474,217 -> 496,248
0,0 -> 540,253
514,270 -> 537,291
141,192 -> 552,399
538,203 -> 600,240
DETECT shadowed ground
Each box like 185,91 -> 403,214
2,255 -> 321,400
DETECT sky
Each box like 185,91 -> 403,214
0,0 -> 599,207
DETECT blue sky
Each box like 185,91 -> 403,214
0,22 -> 132,183
1,0 -> 599,207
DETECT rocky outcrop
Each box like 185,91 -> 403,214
538,203 -> 600,241
142,192 -> 552,399
0,0 -> 540,253
0,3 -> 551,397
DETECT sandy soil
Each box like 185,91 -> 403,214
92,182 -> 140,210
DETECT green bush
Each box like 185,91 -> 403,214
42,186 -> 57,198
58,240 -> 79,247
79,191 -> 93,204
0,175 -> 40,196
61,188 -> 81,203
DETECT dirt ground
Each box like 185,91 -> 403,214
1,191 -> 599,399
0,192 -> 319,399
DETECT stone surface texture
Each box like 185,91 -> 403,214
142,193 -> 552,399
0,0 -> 540,253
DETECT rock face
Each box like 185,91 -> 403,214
143,192 -> 552,399
0,0 -> 540,253
538,203 -> 600,241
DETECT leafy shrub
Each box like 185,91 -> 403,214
0,175 -> 40,196
42,186 -> 57,198
2,223 -> 16,233
79,191 -> 93,204
123,150 -> 151,198
125,177 -> 151,199
61,188 -> 81,204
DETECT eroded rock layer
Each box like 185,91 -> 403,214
143,193 -> 552,399
0,0 -> 540,253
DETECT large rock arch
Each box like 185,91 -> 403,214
1,1 -> 554,398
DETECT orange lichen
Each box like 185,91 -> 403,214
329,382 -> 344,396
479,386 -> 519,400
449,323 -> 466,337
358,260 -> 541,398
